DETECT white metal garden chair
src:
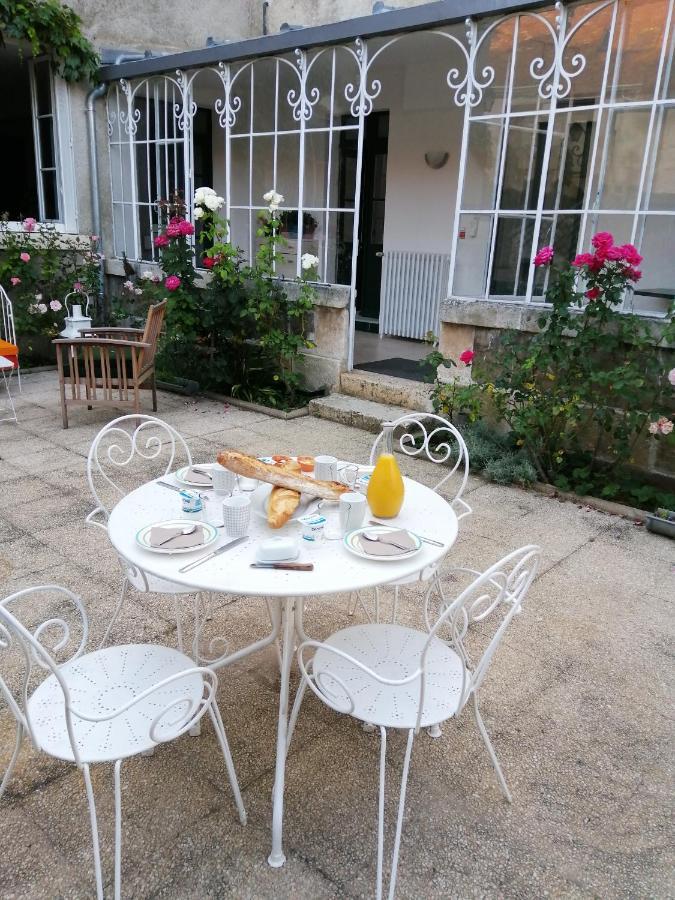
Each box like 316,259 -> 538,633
349,413 -> 472,626
290,545 -> 540,900
86,414 -> 203,651
0,584 -> 246,900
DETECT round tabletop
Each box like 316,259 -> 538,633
107,473 -> 458,598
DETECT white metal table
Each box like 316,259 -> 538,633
108,470 -> 458,867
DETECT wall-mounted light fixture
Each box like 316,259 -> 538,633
424,151 -> 449,170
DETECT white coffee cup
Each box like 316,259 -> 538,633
339,492 -> 367,534
222,494 -> 251,537
315,455 -> 338,481
212,466 -> 237,496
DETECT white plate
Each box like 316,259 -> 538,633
343,526 -> 423,562
175,464 -> 218,487
135,519 -> 219,554
250,482 -> 320,526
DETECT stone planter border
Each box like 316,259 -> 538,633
202,391 -> 309,420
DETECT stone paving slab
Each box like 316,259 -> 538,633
0,371 -> 673,899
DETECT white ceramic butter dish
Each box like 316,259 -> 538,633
255,536 -> 300,563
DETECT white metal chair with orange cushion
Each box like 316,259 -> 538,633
289,545 -> 540,900
0,585 -> 245,900
0,355 -> 17,424
0,284 -> 21,393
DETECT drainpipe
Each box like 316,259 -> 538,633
85,52 -> 147,320
262,1 -> 271,35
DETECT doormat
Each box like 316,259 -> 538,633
355,357 -> 435,383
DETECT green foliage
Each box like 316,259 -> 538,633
0,219 -> 100,348
420,335 -> 482,422
0,0 -> 99,82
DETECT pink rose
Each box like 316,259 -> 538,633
649,416 -> 673,436
617,244 -> 643,266
178,220 -> 195,236
22,217 -> 37,232
591,231 -> 614,250
154,234 -> 169,248
165,221 -> 182,238
20,252 -> 30,263
90,235 -> 98,242
533,245 -> 554,266
588,255 -> 605,273
606,246 -> 624,261
573,253 -> 594,267
10,276 -> 21,286
164,275 -> 181,291
585,287 -> 602,300
459,349 -> 475,365
50,299 -> 62,312
668,368 -> 675,386
73,281 -> 84,292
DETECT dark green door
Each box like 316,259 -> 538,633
337,111 -> 389,327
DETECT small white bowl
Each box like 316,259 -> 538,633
255,536 -> 300,563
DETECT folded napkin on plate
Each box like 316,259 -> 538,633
149,525 -> 205,548
358,529 -> 417,556
187,467 -> 212,485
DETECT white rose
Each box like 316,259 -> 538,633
193,207 -> 204,219
301,253 -> 320,271
141,270 -> 154,280
263,189 -> 284,210
194,186 -> 216,205
123,280 -> 134,290
34,292 -> 42,301
204,194 -> 225,211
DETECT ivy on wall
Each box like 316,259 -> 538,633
0,0 -> 99,82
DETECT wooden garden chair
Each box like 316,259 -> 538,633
53,299 -> 167,429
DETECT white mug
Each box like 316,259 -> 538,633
222,494 -> 251,537
315,455 -> 338,481
339,492 -> 367,534
212,466 -> 237,496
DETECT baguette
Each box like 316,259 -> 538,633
268,486 -> 301,528
217,450 -> 349,500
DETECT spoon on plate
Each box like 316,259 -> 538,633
157,524 -> 197,546
361,531 -> 416,552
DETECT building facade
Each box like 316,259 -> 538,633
2,0 -> 674,391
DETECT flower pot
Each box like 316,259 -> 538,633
645,510 -> 675,539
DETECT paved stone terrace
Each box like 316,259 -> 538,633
0,372 -> 673,899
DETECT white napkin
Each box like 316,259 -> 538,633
358,529 -> 417,556
149,525 -> 205,548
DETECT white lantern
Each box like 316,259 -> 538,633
60,292 -> 92,339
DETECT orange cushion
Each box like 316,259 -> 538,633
0,339 -> 18,369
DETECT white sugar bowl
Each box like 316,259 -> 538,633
255,536 -> 300,563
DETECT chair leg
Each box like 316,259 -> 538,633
82,764 -> 104,900
190,594 -> 203,736
99,578 -> 129,649
0,722 -> 23,801
151,373 -> 158,412
113,759 -> 123,900
387,729 -> 414,900
472,693 -> 512,802
376,726 -> 387,900
174,596 -> 184,653
208,704 -> 247,825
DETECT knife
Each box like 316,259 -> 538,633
157,480 -> 181,492
179,536 -> 248,572
250,562 -> 314,571
368,520 -> 445,548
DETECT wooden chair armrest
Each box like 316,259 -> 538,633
53,338 -> 151,349
78,327 -> 144,335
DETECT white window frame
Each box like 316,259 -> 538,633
1,47 -> 78,233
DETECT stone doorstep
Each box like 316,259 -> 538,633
308,393 -> 415,433
340,368 -> 434,411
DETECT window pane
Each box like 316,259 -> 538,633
608,0 -> 670,103
462,119 -> 501,210
453,214 -> 492,296
274,133 -> 300,207
580,213 -> 634,252
594,109 -> 649,210
300,209 -> 325,278
230,137 -> 250,206
251,135 -> 275,206
545,112 -> 596,210
500,117 -> 544,210
303,130 -> 329,209
647,107 -> 675,211
277,56 -> 301,132
332,46 -> 361,125
34,60 -> 52,115
305,50 -> 333,129
38,116 -> 56,169
511,10 -> 556,113
473,18 -> 515,116
42,170 -> 58,220
334,211 -> 354,285
0,46 -> 39,219
550,213 -> 583,266
559,1 -> 613,107
632,215 -> 675,314
252,57 -> 277,133
229,207 -> 251,262
230,64 -> 252,136
490,216 -> 534,295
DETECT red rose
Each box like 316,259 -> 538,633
165,222 -> 182,238
203,256 -> 216,269
573,253 -> 594,267
154,234 -> 169,248
178,220 -> 195,236
591,231 -> 614,250
459,349 -> 475,365
533,245 -> 555,267
585,287 -> 602,300
617,243 -> 643,266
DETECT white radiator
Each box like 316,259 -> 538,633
379,250 -> 450,340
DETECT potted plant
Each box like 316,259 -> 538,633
646,507 -> 675,539
278,211 -> 318,238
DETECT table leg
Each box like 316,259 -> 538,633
268,596 -> 296,868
